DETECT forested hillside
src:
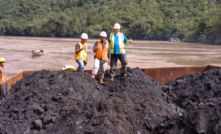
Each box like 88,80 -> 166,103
0,0 -> 221,44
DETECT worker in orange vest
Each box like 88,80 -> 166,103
91,31 -> 111,84
75,33 -> 88,72
0,58 -> 10,99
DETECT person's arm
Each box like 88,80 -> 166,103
75,43 -> 83,54
108,42 -> 111,58
107,42 -> 111,65
108,33 -> 111,43
93,42 -> 98,53
0,68 -> 3,85
123,34 -> 132,44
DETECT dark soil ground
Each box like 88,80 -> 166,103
0,68 -> 221,134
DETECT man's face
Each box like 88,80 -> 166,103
0,62 -> 5,68
114,29 -> 120,34
81,39 -> 87,43
100,36 -> 106,42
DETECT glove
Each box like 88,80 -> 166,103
84,61 -> 87,66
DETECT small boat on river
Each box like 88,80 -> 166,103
32,50 -> 44,56
169,37 -> 181,42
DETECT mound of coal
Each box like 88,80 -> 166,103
159,69 -> 221,134
0,68 -> 179,134
165,69 -> 221,108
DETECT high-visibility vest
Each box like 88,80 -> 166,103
75,42 -> 87,62
95,41 -> 109,61
109,32 -> 125,54
0,67 -> 7,85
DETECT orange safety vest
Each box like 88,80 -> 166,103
95,41 -> 109,61
75,42 -> 87,62
0,67 -> 7,85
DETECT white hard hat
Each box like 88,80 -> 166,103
100,31 -> 107,37
114,23 -> 121,29
81,33 -> 88,39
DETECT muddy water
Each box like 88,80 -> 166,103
1,36 -> 221,77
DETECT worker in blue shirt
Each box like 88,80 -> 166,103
108,23 -> 132,81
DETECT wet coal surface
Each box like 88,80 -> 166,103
1,68 -> 221,134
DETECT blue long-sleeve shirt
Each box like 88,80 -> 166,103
108,33 -> 128,55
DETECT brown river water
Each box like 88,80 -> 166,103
0,36 -> 221,77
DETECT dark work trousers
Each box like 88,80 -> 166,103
110,54 -> 128,76
0,83 -> 10,99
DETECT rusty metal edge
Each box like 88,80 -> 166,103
140,66 -> 208,84
7,71 -> 24,90
206,65 -> 221,70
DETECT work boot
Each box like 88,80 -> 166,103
99,78 -> 105,84
91,74 -> 95,79
121,73 -> 127,77
77,68 -> 83,72
110,76 -> 114,82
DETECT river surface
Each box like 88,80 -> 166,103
0,36 -> 221,77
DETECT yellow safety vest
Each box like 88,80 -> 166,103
0,67 -> 7,85
109,32 -> 125,54
75,42 -> 87,62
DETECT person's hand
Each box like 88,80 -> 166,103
108,59 -> 110,65
129,37 -> 132,43
0,79 -> 4,85
84,45 -> 87,50
93,48 -> 98,52
84,61 -> 87,66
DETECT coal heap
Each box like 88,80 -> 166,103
0,68 -> 180,134
159,69 -> 221,134
165,69 -> 221,108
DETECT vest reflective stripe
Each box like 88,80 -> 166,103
75,42 -> 87,62
109,32 -> 125,54
0,67 -> 7,85
95,41 -> 109,61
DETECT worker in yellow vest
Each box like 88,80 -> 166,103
108,23 -> 132,81
0,58 -> 10,99
75,33 -> 88,72
91,31 -> 111,84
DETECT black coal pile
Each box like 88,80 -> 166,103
159,69 -> 221,134
0,68 -> 180,134
165,69 -> 221,108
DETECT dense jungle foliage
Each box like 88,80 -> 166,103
0,0 -> 221,44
